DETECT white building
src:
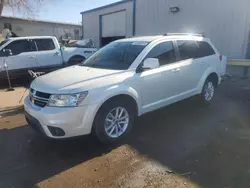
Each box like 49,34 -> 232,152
81,0 -> 250,59
0,16 -> 82,41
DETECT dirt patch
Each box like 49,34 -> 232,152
38,145 -> 199,188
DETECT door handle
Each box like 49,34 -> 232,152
28,56 -> 35,58
172,68 -> 180,72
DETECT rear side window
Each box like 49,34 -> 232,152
34,39 -> 55,51
177,40 -> 199,60
2,39 -> 35,56
177,40 -> 215,60
145,41 -> 176,66
196,41 -> 215,58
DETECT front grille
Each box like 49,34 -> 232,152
30,88 -> 51,108
36,91 -> 51,99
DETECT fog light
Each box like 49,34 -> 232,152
47,126 -> 65,136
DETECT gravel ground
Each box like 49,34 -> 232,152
0,78 -> 250,188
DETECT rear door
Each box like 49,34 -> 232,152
196,41 -> 217,76
32,38 -> 62,71
175,40 -> 205,94
0,39 -> 37,77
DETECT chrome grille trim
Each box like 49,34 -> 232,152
29,88 -> 50,108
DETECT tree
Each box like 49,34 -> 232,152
0,0 -> 44,17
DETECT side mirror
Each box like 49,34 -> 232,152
142,58 -> 160,70
3,49 -> 12,57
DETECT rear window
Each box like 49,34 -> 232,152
177,40 -> 199,60
34,39 -> 55,51
177,40 -> 216,60
196,41 -> 215,58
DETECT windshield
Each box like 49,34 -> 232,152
0,39 -> 9,47
82,41 -> 148,70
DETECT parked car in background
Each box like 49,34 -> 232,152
24,33 -> 227,143
0,36 -> 97,79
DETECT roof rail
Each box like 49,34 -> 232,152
163,33 -> 205,37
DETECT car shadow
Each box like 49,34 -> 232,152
0,124 -> 114,188
1,80 -> 250,188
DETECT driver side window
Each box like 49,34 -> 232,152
145,41 -> 176,66
2,39 -> 35,56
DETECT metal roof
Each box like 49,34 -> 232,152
81,0 -> 133,14
1,16 -> 81,26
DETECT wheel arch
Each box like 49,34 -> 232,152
67,55 -> 86,65
90,92 -> 139,134
207,72 -> 219,86
99,94 -> 139,116
198,70 -> 220,93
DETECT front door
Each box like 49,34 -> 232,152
136,41 -> 179,114
0,39 -> 37,78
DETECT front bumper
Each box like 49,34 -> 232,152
24,110 -> 47,136
24,97 -> 98,139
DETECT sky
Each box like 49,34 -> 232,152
2,0 -> 121,24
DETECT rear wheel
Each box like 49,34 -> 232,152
93,99 -> 135,144
199,78 -> 216,105
68,56 -> 85,66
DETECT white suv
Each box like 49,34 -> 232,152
24,33 -> 227,143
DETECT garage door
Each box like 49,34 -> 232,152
101,10 -> 126,46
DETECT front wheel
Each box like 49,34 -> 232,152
93,99 -> 135,144
199,79 -> 215,105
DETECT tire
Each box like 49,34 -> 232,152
199,78 -> 216,106
68,56 -> 85,66
93,98 -> 135,144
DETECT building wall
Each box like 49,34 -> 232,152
135,0 -> 250,59
0,17 -> 82,41
82,0 -> 133,47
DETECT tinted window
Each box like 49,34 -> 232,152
177,40 -> 199,60
34,39 -> 55,51
146,41 -> 176,66
196,41 -> 215,58
82,41 -> 148,70
2,40 -> 34,56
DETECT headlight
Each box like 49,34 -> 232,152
48,91 -> 88,107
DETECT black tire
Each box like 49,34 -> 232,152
199,78 -> 216,106
92,98 -> 135,144
68,56 -> 85,66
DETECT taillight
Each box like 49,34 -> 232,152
219,55 -> 222,62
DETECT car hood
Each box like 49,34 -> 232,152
31,66 -> 123,94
